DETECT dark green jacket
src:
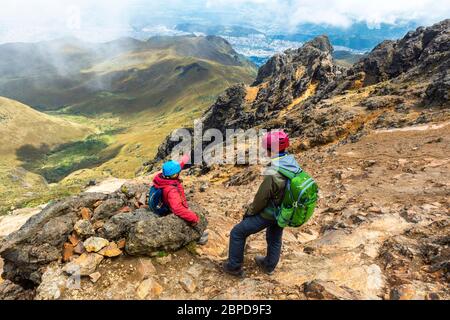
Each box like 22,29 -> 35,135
247,154 -> 302,220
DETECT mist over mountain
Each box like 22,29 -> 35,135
2,1 -> 449,51
0,35 -> 255,114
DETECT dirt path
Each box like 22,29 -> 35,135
55,123 -> 449,300
4,123 -> 449,300
375,121 -> 450,133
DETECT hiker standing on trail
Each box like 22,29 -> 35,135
223,131 -> 317,277
150,153 -> 208,245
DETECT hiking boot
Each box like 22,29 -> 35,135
255,256 -> 275,275
222,262 -> 245,278
197,231 -> 209,246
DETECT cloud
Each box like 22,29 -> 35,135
205,0 -> 450,29
0,0 -> 448,43
0,0 -> 138,43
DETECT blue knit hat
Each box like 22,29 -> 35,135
162,160 -> 182,177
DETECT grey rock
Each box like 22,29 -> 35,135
89,272 -> 102,283
362,95 -> 405,110
126,204 -> 208,256
35,264 -> 68,300
99,209 -> 151,240
199,183 -> 209,192
0,280 -> 35,300
63,253 -> 104,276
179,275 -> 197,293
424,68 -> 450,107
136,258 -> 156,280
120,182 -> 150,199
136,278 -> 163,299
83,237 -> 110,253
93,198 -> 125,221
73,220 -> 95,238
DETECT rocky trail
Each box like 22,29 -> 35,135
1,121 -> 448,300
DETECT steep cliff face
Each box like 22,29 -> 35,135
201,35 -> 341,133
321,19 -> 450,97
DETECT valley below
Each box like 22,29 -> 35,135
0,35 -> 256,214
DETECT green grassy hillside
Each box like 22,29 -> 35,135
0,36 -> 256,116
333,50 -> 366,68
0,97 -> 94,214
0,97 -> 91,153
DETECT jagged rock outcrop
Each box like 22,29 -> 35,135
286,20 -> 450,147
0,182 -> 208,287
324,19 -> 450,97
126,203 -> 208,256
202,35 -> 340,130
359,19 -> 449,84
201,84 -> 250,133
424,65 -> 450,107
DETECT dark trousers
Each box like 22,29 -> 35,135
227,214 -> 284,271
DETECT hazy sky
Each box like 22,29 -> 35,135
0,0 -> 449,43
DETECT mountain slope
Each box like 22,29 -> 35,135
0,36 -> 256,116
136,19 -> 449,300
0,35 -> 257,212
0,96 -> 94,214
0,97 -> 89,154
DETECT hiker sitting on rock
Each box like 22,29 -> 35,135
150,154 -> 208,245
223,131 -> 302,277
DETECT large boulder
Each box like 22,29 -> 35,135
99,210 -> 152,240
0,184 -> 208,287
126,203 -> 208,256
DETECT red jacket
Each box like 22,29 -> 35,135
152,155 -> 199,224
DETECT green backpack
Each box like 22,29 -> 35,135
273,167 -> 319,228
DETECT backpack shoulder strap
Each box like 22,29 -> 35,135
275,166 -> 299,180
